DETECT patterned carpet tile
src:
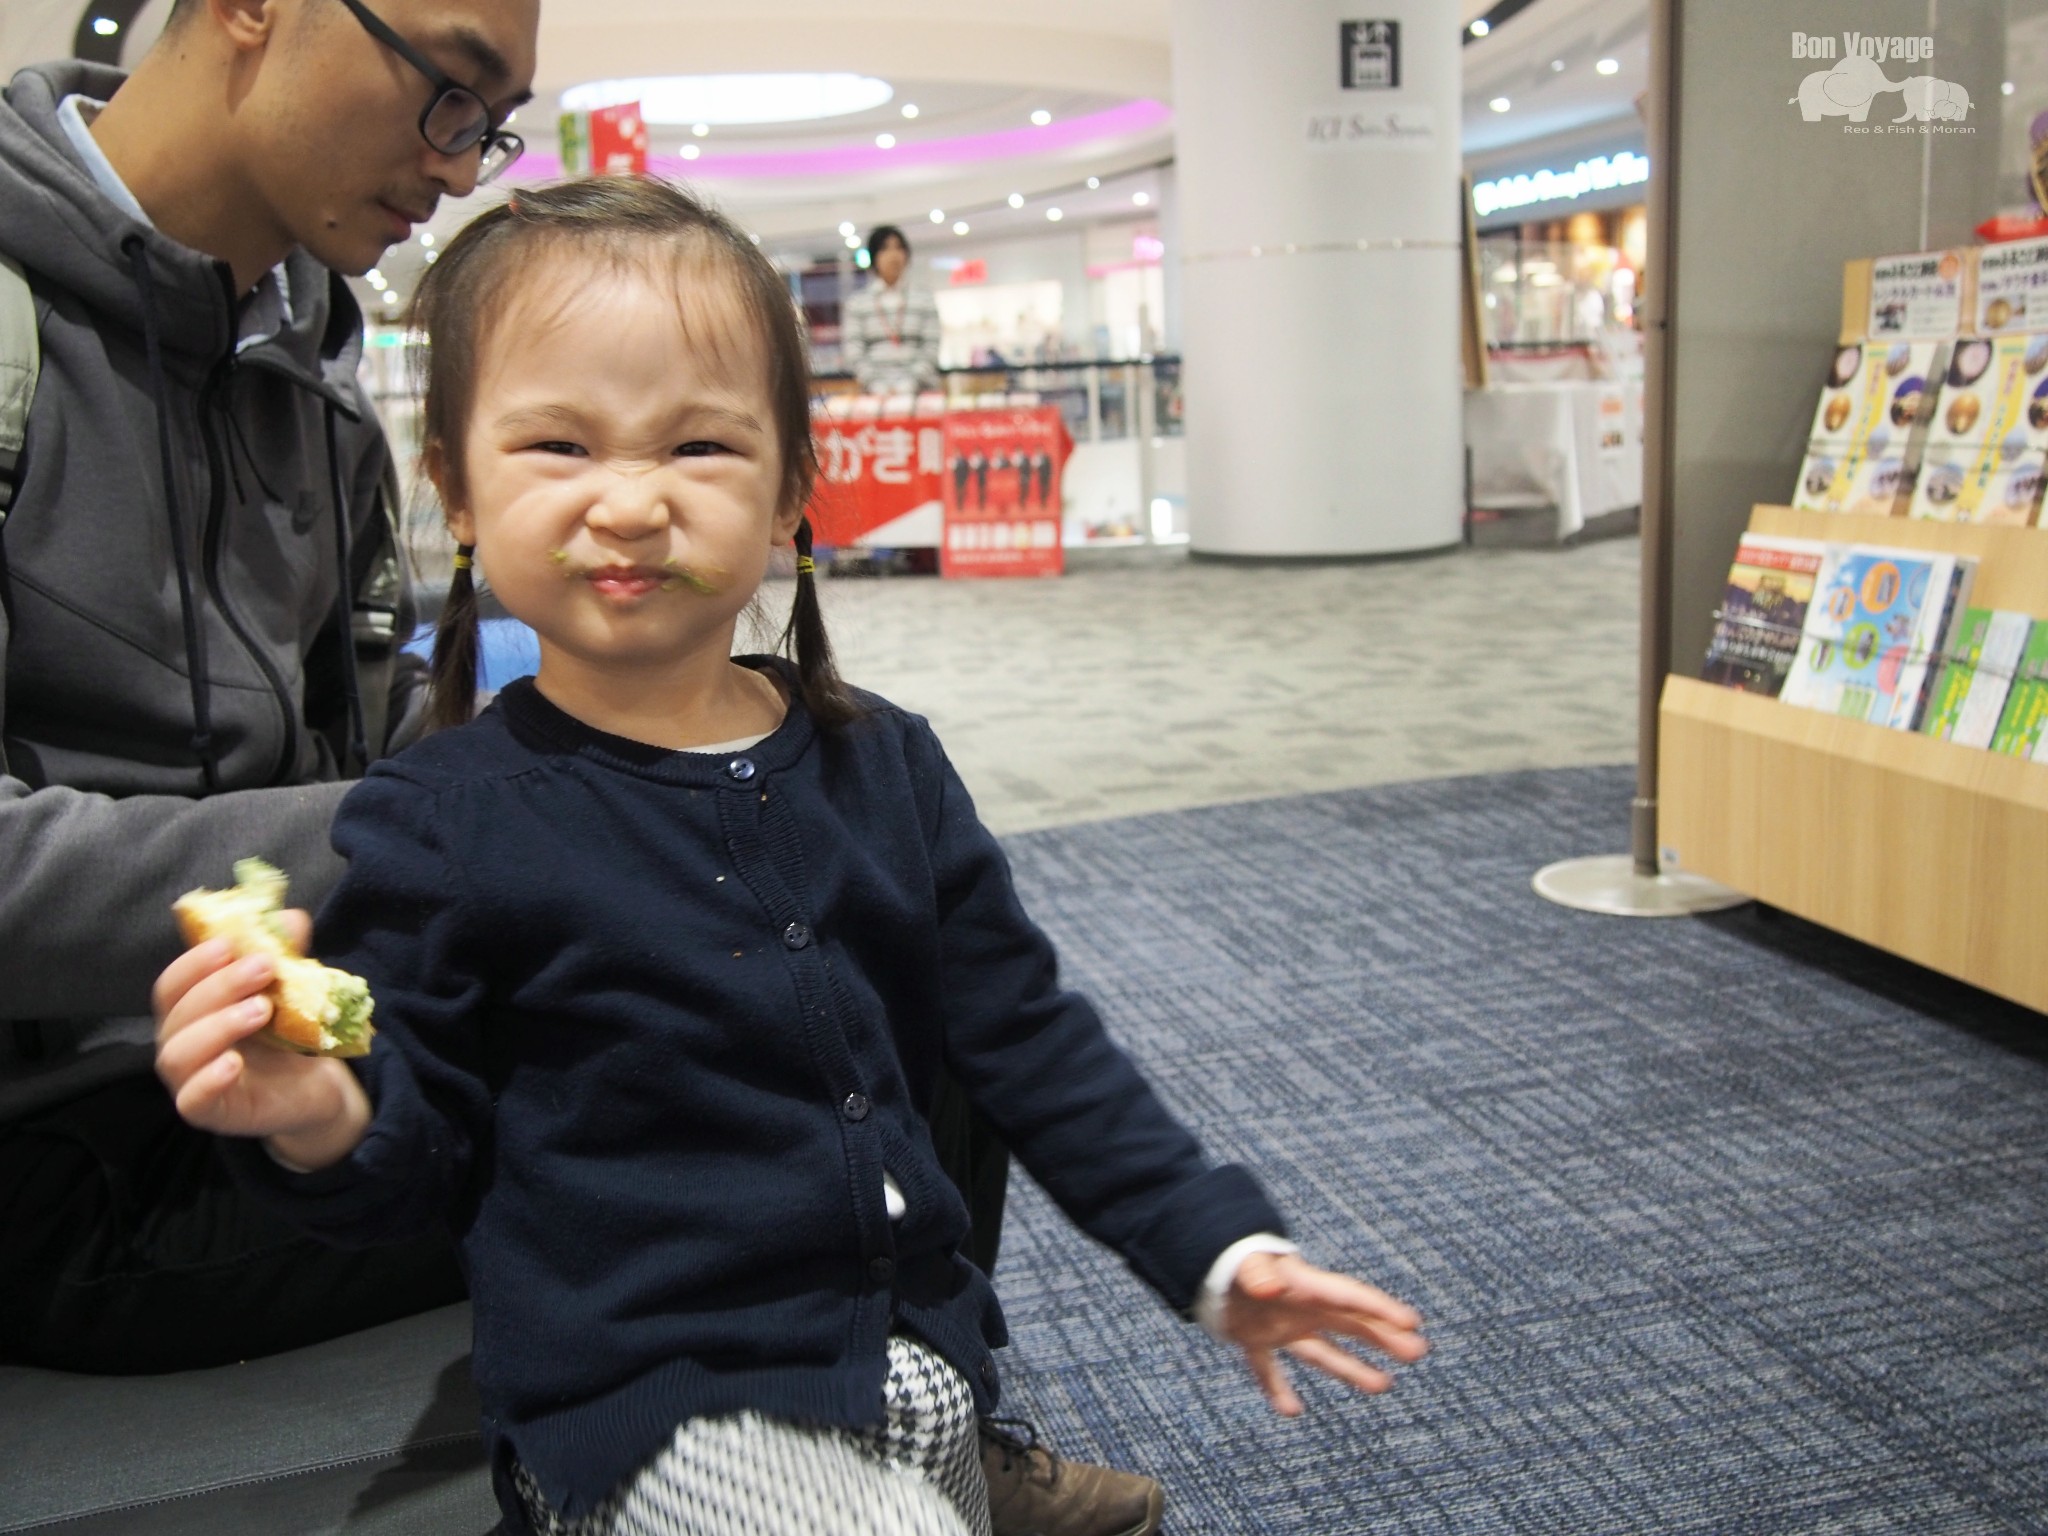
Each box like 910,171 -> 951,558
984,765 -> 2048,1535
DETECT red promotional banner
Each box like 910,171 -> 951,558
805,405 -> 947,549
558,103 -> 649,176
940,407 -> 1071,579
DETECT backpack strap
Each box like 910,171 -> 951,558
0,253 -> 38,526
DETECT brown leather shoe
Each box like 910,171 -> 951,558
979,1417 -> 1165,1536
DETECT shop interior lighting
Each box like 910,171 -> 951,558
875,133 -> 896,149
1490,97 -> 1511,112
1469,18 -> 1489,37
1046,207 -> 1064,221
1030,110 -> 1053,127
91,16 -> 119,35
1133,191 -> 1151,206
1471,152 -> 1649,217
1007,192 -> 1025,208
953,221 -> 970,235
1595,57 -> 1619,75
560,74 -> 893,126
901,103 -> 920,119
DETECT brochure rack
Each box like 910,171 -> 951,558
1659,502 -> 2048,1014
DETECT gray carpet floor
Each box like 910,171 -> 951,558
985,764 -> 2048,1535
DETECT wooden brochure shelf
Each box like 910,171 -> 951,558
1659,504 -> 2048,1014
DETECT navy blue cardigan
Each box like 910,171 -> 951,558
226,660 -> 1284,1527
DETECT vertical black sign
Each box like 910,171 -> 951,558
1341,20 -> 1400,89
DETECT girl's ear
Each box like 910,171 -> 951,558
770,496 -> 804,548
424,440 -> 476,546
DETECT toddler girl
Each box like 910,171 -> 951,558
152,177 -> 1427,1536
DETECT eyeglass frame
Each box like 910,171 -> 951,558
334,0 -> 525,184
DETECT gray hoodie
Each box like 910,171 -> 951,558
0,62 -> 427,1121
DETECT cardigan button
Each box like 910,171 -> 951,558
978,1357 -> 998,1389
868,1256 -> 895,1284
726,757 -> 757,783
782,921 -> 812,950
842,1092 -> 870,1121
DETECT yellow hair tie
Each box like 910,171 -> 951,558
796,556 -> 816,575
452,552 -> 473,570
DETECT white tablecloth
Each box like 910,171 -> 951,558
1464,379 -> 1644,540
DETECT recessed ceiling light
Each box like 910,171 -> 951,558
91,16 -> 119,35
561,74 -> 894,126
419,231 -> 435,247
1469,18 -> 1489,36
1596,57 -> 1619,75
423,250 -> 439,264
839,221 -> 856,236
1551,58 -> 1565,71
1007,193 -> 1024,209
692,123 -> 710,138
901,103 -> 920,119
1133,191 -> 1151,207
2004,80 -> 2017,95
1087,177 -> 1100,190
1490,96 -> 1511,112
929,209 -> 945,223
1030,110 -> 1053,126
680,144 -> 701,159
953,221 -> 970,235
845,234 -> 862,249
382,290 -> 400,306
875,133 -> 896,148
1046,207 -> 1063,221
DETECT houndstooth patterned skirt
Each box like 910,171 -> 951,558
513,1335 -> 991,1536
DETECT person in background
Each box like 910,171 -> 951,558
0,0 -> 538,1373
842,224 -> 943,397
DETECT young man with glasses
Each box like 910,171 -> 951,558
0,0 -> 538,1375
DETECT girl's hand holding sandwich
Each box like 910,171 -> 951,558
153,908 -> 372,1172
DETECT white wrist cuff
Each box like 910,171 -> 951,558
1193,1233 -> 1300,1340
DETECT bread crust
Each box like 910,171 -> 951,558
171,889 -> 373,1059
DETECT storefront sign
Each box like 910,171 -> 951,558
1976,236 -> 2048,333
807,408 -> 946,548
1869,249 -> 1966,339
1305,106 -> 1436,150
941,408 -> 1071,579
558,103 -> 649,176
1471,153 -> 1649,218
949,260 -> 988,286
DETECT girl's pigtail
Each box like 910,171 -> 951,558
424,545 -> 481,735
780,519 -> 859,728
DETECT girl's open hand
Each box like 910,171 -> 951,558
152,911 -> 368,1165
1219,1251 -> 1429,1416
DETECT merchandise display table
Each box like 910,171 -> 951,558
1464,378 -> 1643,541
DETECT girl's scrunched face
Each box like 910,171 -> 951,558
444,253 -> 799,689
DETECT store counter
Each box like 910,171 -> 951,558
1464,378 -> 1643,541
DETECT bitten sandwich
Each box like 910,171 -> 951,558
172,859 -> 376,1058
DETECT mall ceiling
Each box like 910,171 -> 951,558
0,0 -> 1647,296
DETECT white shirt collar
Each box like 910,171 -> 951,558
57,93 -> 295,355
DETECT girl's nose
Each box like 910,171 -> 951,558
586,466 -> 674,539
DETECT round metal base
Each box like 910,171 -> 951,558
1531,854 -> 1751,918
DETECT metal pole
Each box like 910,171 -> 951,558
1528,0 -> 1745,919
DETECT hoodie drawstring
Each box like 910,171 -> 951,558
323,404 -> 369,775
122,236 -> 220,794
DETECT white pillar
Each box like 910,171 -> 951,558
1172,0 -> 1463,558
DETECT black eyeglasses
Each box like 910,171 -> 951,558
337,0 -> 524,185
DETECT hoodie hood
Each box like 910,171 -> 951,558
0,60 -> 365,406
